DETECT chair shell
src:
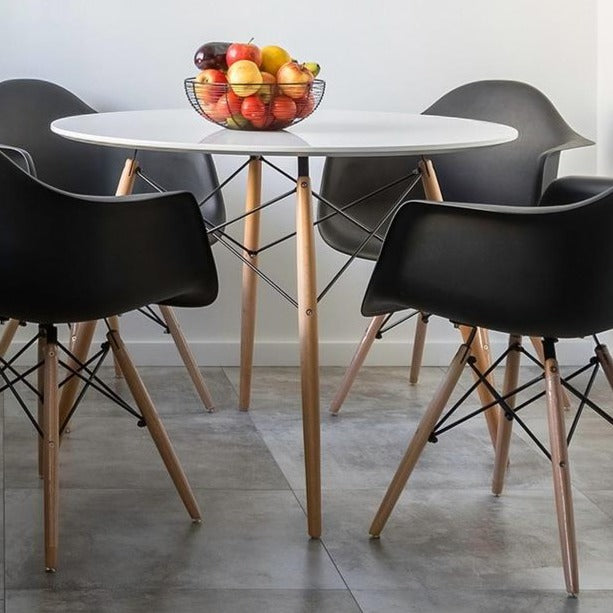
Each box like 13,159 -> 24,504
318,80 -> 592,260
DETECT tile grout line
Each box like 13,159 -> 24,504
287,487 -> 365,613
221,366 -> 363,610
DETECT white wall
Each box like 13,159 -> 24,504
0,0 -> 601,365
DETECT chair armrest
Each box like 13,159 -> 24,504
0,145 -> 36,176
539,175 -> 613,206
362,195 -> 613,338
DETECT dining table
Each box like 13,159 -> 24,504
51,107 -> 518,538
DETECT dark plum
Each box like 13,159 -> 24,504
194,41 -> 231,71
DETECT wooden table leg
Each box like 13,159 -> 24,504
419,157 -> 499,448
296,158 -> 321,538
239,157 -> 262,411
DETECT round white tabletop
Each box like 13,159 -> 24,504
51,109 -> 517,157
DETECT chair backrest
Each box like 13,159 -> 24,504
0,151 -> 218,324
317,80 -> 592,259
0,78 -> 225,229
361,185 -> 613,339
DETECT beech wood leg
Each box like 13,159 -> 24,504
37,333 -> 45,478
329,314 -> 386,414
108,315 -> 123,378
159,304 -> 215,412
107,328 -> 201,521
595,343 -> 613,391
530,336 -> 571,409
57,159 -> 138,427
409,314 -> 428,385
239,157 -> 262,411
296,165 -> 321,538
491,334 -> 521,495
544,346 -> 579,596
419,158 -> 498,447
459,326 -> 499,448
106,159 -> 139,376
42,331 -> 59,572
0,318 -> 20,357
369,340 -> 471,537
58,320 -> 97,430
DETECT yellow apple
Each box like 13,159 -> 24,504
227,60 -> 263,97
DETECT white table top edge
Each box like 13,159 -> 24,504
51,108 -> 518,158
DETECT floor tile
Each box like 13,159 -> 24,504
4,488 -> 345,590
4,410 -> 288,491
2,366 -> 238,419
301,487 -> 613,592
353,588 -> 613,613
6,588 -> 360,613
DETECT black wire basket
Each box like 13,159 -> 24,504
184,77 -> 325,131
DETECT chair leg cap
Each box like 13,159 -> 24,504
45,567 -> 56,573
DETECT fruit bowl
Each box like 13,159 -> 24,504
184,77 -> 325,131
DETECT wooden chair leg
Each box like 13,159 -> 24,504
0,318 -> 20,357
460,325 -> 499,449
58,320 -> 97,430
409,313 -> 429,385
106,328 -> 201,521
37,332 -> 45,478
42,328 -> 59,572
108,315 -> 123,378
530,336 -> 570,409
329,314 -> 386,414
491,334 -> 522,495
158,305 -> 215,412
419,158 -> 498,449
369,340 -> 471,537
595,342 -> 613,391
544,341 -> 579,596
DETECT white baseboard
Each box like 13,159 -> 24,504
4,338 -> 603,367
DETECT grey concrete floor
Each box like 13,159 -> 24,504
1,363 -> 613,612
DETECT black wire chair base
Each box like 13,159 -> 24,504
427,337 -> 613,463
0,328 -> 145,438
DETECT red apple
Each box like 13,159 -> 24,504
195,69 -> 227,104
226,42 -> 262,68
271,95 -> 297,121
295,92 -> 315,118
215,90 -> 243,121
251,114 -> 274,129
276,62 -> 314,99
241,95 -> 266,123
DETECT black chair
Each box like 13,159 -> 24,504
362,176 -> 613,596
0,150 -> 218,571
0,78 -> 225,411
318,80 -> 592,418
